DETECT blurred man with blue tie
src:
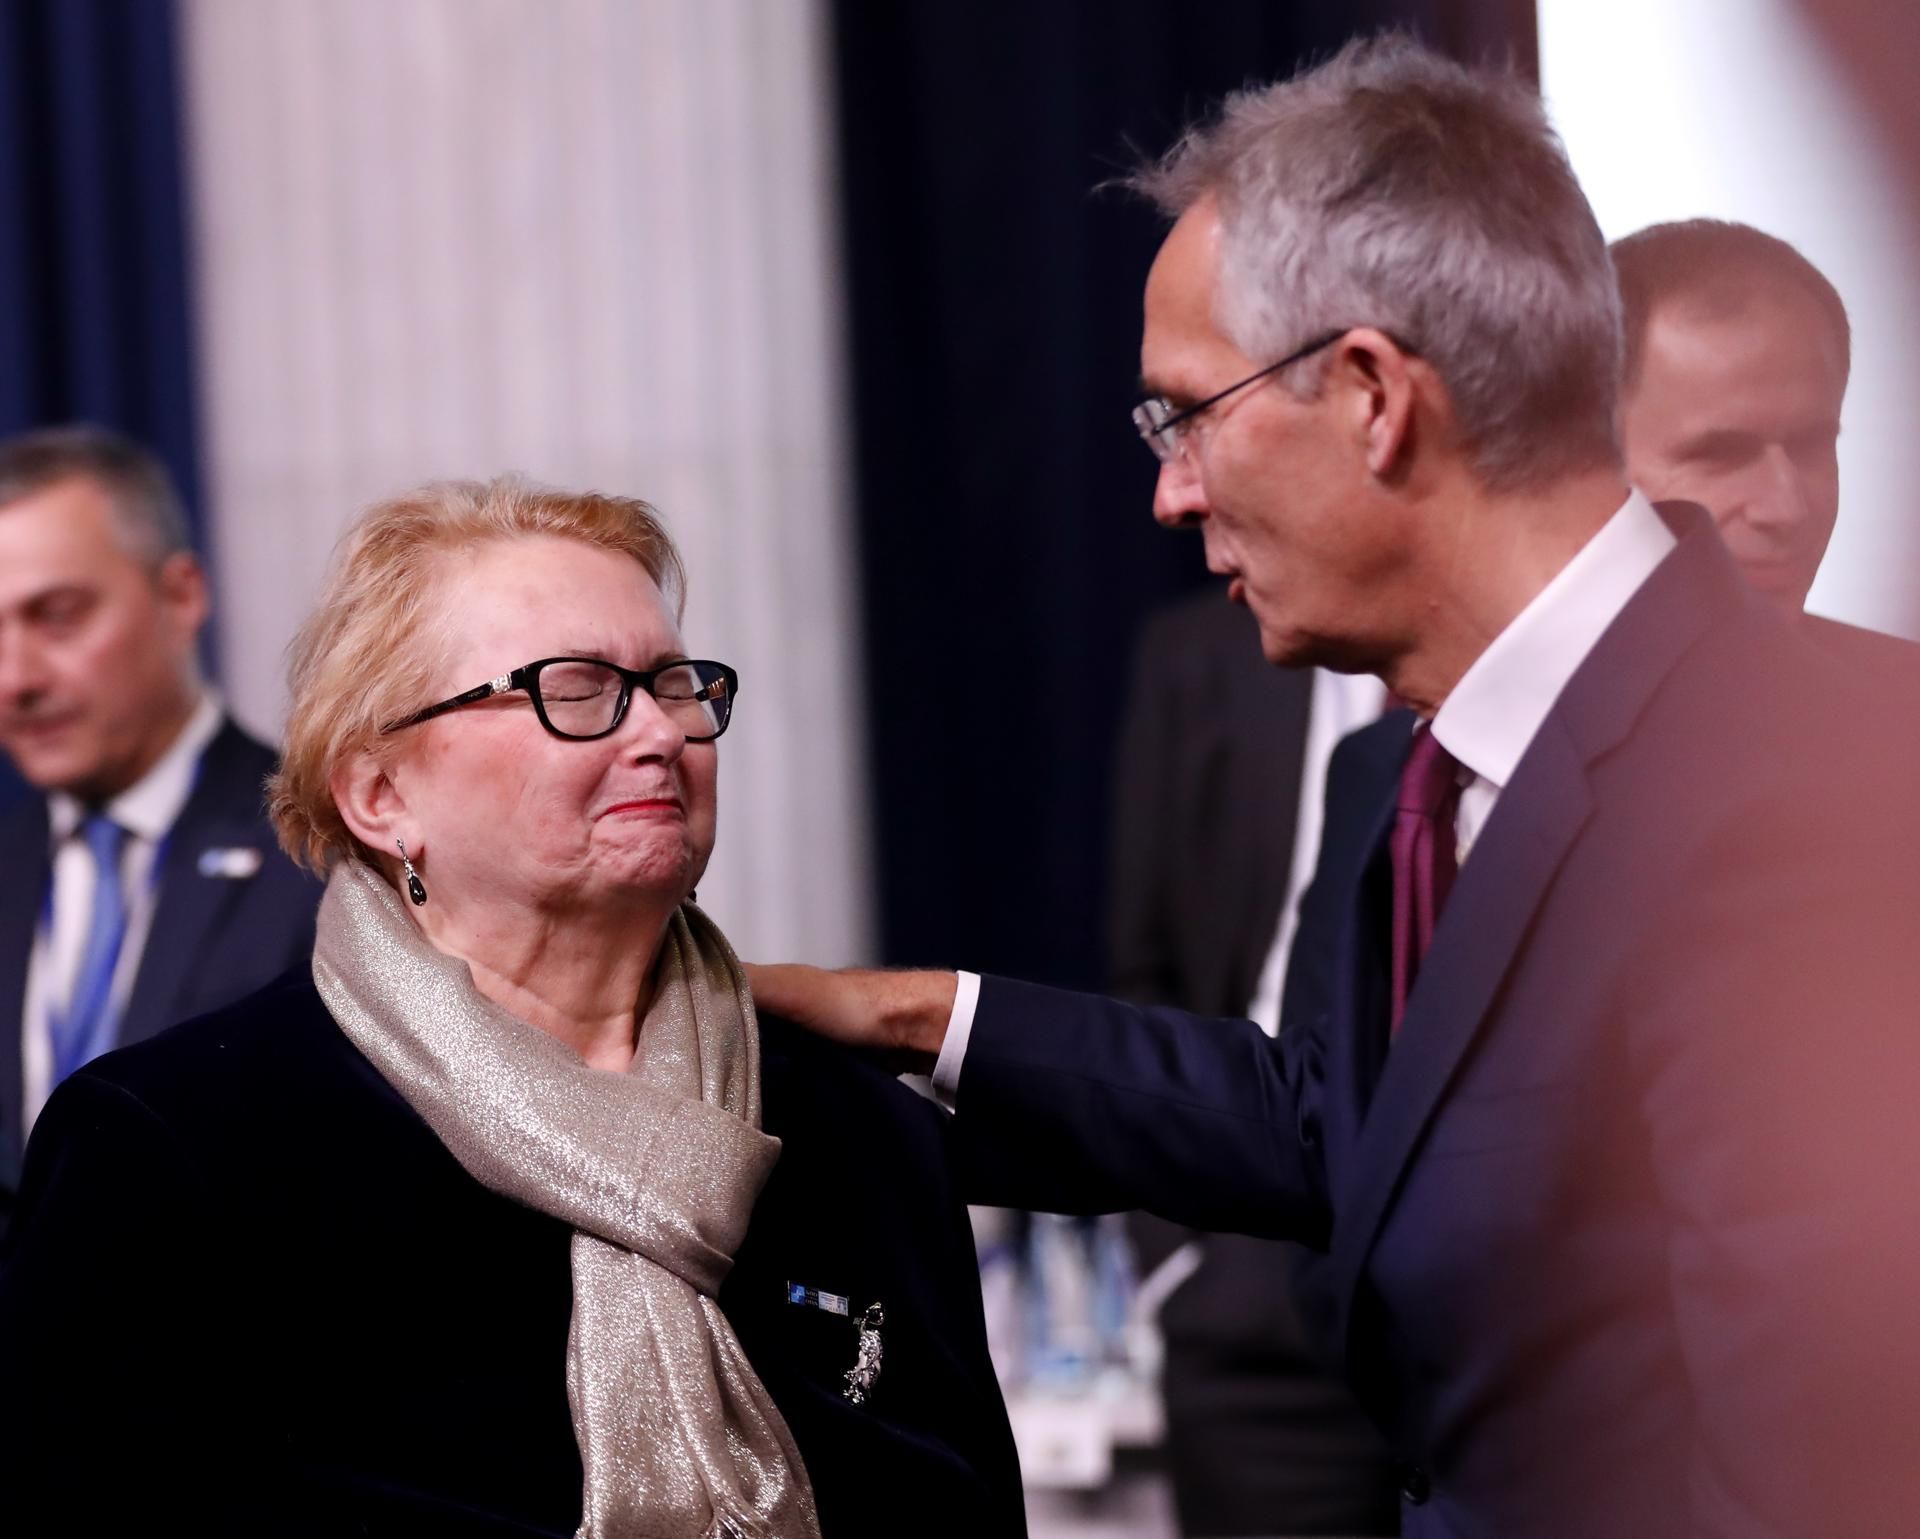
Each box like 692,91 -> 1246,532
0,427 -> 318,1241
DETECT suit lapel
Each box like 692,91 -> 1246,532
1323,509 -> 1733,1359
0,799 -> 51,1187
120,722 -> 270,1044
1319,778 -> 1396,1200
1327,721 -> 1594,1352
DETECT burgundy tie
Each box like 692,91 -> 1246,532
1390,725 -> 1463,1034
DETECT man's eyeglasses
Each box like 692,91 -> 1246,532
1130,328 -> 1351,464
385,657 -> 739,743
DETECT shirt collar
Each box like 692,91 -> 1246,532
48,692 -> 225,846
1431,491 -> 1675,792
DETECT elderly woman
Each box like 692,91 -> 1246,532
0,480 -> 1023,1538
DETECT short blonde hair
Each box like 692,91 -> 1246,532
269,476 -> 686,873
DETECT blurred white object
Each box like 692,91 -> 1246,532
1011,1392 -> 1115,1491
973,1205 -> 1027,1385
972,1208 -> 1165,1495
1029,1213 -> 1100,1383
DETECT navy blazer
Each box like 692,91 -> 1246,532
1107,590 -> 1398,1536
954,513 -> 1920,1537
1802,609 -> 1920,686
0,719 -> 320,1226
0,973 -> 1026,1537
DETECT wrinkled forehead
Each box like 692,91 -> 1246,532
0,477 -> 153,604
1655,282 -> 1846,374
1152,198 -> 1231,303
1639,292 -> 1849,413
1142,203 -> 1246,379
420,534 -> 683,682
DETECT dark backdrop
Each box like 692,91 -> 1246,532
0,0 -> 204,813
832,2 -> 1537,986
0,0 -> 203,525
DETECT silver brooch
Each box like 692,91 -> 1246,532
842,1302 -> 884,1404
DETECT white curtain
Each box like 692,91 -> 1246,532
180,0 -> 872,962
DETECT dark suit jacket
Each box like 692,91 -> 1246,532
1110,592 -> 1314,1017
0,973 -> 1026,1537
1108,591 -> 1396,1537
956,512 -> 1920,1537
0,718 -> 319,1230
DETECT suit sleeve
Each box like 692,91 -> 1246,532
0,1072 -> 237,1531
951,975 -> 1332,1246
1630,765 -> 1920,1532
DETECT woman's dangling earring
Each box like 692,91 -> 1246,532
396,838 -> 428,906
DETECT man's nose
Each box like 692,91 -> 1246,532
1151,452 -> 1208,528
1744,443 -> 1812,532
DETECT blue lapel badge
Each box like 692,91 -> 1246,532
197,846 -> 263,880
786,1281 -> 849,1316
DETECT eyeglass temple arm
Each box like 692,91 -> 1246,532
386,672 -> 523,732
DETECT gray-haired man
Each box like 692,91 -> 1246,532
753,38 -> 1920,1537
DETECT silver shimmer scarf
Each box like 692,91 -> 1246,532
312,860 -> 820,1539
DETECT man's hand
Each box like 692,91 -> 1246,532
743,964 -> 957,1074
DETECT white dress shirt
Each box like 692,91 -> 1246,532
21,692 -> 224,1133
933,491 -> 1676,1100
1429,490 -> 1675,862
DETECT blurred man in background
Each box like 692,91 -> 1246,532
1614,219 -> 1847,617
1613,219 -> 1915,675
0,427 -> 317,1240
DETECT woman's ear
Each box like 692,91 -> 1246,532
330,750 -> 416,859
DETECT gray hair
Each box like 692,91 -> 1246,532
1130,35 -> 1623,492
0,424 -> 193,567
1611,218 -> 1851,394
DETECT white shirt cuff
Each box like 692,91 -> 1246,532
929,970 -> 982,1109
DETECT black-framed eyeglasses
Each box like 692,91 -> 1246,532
1131,328 -> 1351,464
385,657 -> 739,742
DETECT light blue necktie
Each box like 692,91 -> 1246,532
51,814 -> 131,1085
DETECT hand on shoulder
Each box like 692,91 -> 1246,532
744,964 -> 956,1073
